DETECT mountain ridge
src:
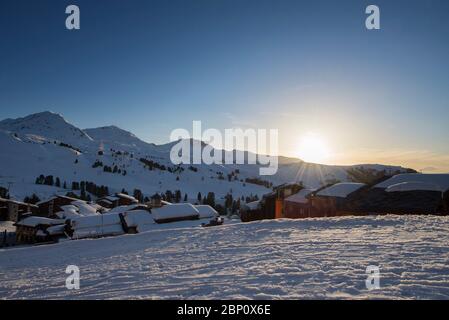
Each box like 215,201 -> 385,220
0,111 -> 413,202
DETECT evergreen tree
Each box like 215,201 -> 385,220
55,177 -> 61,188
72,181 -> 80,190
80,188 -> 87,200
206,192 -> 216,207
225,193 -> 233,210
0,187 -> 9,199
165,190 -> 173,203
184,194 -> 188,202
44,175 -> 54,186
197,192 -> 202,203
175,190 -> 181,203
133,189 -> 144,203
24,194 -> 40,204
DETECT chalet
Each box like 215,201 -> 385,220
151,203 -> 200,224
121,210 -> 155,233
96,196 -> 119,209
346,174 -> 449,215
283,188 -> 315,219
37,195 -> 80,217
194,205 -> 218,219
310,183 -> 366,217
146,193 -> 163,208
240,183 -> 302,222
54,200 -> 104,220
67,213 -> 125,239
272,183 -> 303,218
66,205 -> 153,239
97,193 -> 139,209
15,216 -> 66,244
0,197 -> 38,222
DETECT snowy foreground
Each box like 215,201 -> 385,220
1,215 -> 449,300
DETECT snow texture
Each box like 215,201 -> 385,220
1,215 -> 449,299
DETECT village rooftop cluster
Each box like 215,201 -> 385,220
241,173 -> 449,222
0,193 -> 221,246
1,172 -> 449,247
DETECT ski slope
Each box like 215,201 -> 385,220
1,215 -> 449,299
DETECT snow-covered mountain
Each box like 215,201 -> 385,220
84,126 -> 158,154
0,111 -> 412,202
0,111 -> 93,148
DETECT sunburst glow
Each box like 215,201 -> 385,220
297,133 -> 331,164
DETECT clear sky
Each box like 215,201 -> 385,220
1,0 -> 448,172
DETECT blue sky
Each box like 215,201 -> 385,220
1,0 -> 448,171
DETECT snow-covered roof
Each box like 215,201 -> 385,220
116,193 -> 138,202
72,224 -> 124,239
46,224 -> 66,235
386,182 -> 446,193
122,210 -> 155,232
36,197 -> 57,205
71,200 -> 99,216
16,216 -> 65,227
56,205 -> 79,220
316,183 -> 366,198
0,198 -> 38,207
56,201 -> 100,220
57,195 -> 81,202
106,204 -> 141,214
244,200 -> 261,210
104,196 -> 119,202
375,174 -> 449,192
285,188 -> 315,204
70,213 -> 122,229
194,205 -> 218,219
36,195 -> 79,206
151,203 -> 199,221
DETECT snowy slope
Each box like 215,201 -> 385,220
0,111 -> 411,202
84,126 -> 159,155
1,215 -> 449,299
0,111 -> 93,149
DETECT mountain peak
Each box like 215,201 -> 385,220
0,110 -> 65,125
0,110 -> 93,145
86,125 -> 137,138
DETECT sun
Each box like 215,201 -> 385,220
297,133 -> 331,164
